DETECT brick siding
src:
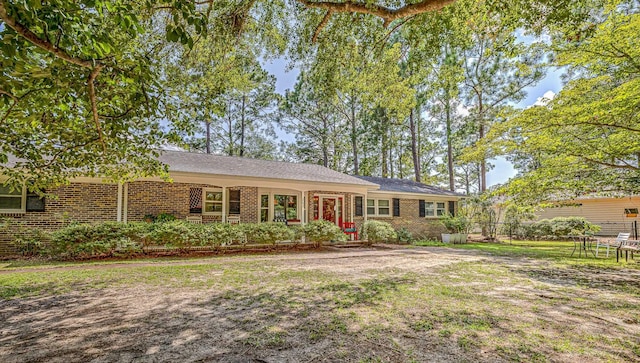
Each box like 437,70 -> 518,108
0,181 -> 261,255
0,183 -> 118,255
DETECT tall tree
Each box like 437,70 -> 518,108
479,5 -> 640,202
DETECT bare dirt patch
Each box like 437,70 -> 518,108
1,246 -> 638,362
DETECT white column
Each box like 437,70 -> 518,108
350,195 -> 354,223
364,192 -> 368,222
116,183 -> 123,222
222,187 -> 227,223
301,192 -> 307,225
123,183 -> 128,223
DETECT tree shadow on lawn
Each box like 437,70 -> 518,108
0,276 -> 485,363
513,264 -> 640,297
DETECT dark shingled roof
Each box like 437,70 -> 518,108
354,176 -> 464,197
160,151 -> 378,187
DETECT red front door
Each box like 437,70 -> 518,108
322,198 -> 336,223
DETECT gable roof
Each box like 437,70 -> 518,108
354,176 -> 464,197
160,151 -> 378,187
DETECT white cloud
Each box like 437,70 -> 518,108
456,103 -> 470,117
533,90 -> 556,106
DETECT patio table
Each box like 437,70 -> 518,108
570,235 -> 596,258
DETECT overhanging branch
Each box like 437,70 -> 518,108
88,66 -> 106,152
0,0 -> 97,69
298,0 -> 455,23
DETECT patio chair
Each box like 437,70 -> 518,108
343,222 -> 358,241
226,215 -> 241,224
186,215 -> 202,224
617,239 -> 639,262
595,232 -> 630,257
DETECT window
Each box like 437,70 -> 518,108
367,199 -> 375,215
0,185 -> 25,213
26,191 -> 45,212
354,196 -> 363,217
203,188 -> 223,215
260,195 -> 269,222
367,199 -> 390,216
189,188 -> 202,213
423,201 -> 446,217
228,190 -> 240,215
424,202 -> 435,217
274,194 -> 297,222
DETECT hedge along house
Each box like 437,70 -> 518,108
0,151 -> 463,254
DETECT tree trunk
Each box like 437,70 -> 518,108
322,117 -> 329,167
240,94 -> 246,157
381,110 -> 389,178
446,96 -> 454,191
205,120 -> 211,154
479,122 -> 486,192
477,97 -> 486,193
350,100 -> 359,175
409,108 -> 421,182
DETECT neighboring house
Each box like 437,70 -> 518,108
536,195 -> 640,236
0,151 -> 463,254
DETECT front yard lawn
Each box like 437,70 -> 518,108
1,243 -> 638,362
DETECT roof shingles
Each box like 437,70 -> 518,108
355,176 -> 464,197
160,151 -> 377,187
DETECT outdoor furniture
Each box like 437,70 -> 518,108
227,215 -> 241,224
186,215 -> 202,224
343,222 -> 358,241
596,232 -> 630,258
617,239 -> 639,262
571,235 -> 596,258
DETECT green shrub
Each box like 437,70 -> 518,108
49,222 -> 150,258
241,223 -> 293,244
302,220 -> 346,246
439,213 -> 472,234
13,228 -> 50,256
155,212 -> 177,223
396,227 -> 413,244
147,220 -> 200,250
198,223 -> 246,246
362,221 -> 397,244
515,217 -> 601,240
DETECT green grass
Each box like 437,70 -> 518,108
1,244 -> 639,362
413,239 -> 640,269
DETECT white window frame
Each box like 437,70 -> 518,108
367,198 -> 391,217
202,187 -> 224,216
424,201 -> 447,218
0,184 -> 26,214
257,189 -> 301,223
424,202 -> 435,217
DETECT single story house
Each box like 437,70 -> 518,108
536,195 -> 640,237
0,151 -> 463,254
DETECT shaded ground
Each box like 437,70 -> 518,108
1,246 -> 639,362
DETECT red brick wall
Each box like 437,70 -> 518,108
0,181 -> 261,255
368,199 -> 446,239
0,183 -> 118,255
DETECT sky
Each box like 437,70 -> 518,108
262,59 -> 566,188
